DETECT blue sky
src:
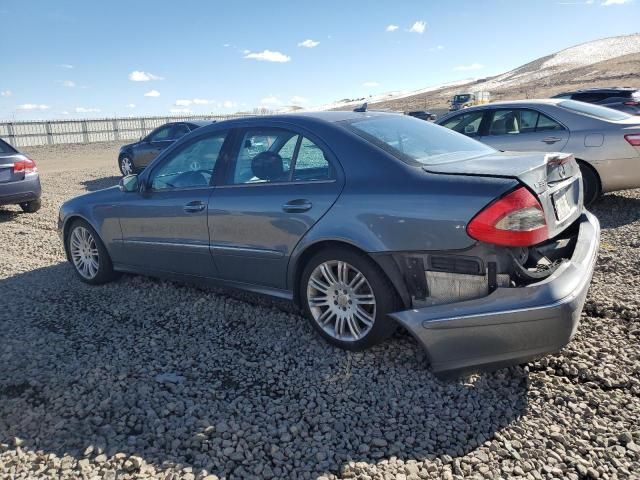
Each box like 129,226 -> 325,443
0,0 -> 638,120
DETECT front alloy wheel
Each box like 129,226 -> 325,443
69,226 -> 100,280
119,156 -> 134,176
66,220 -> 120,285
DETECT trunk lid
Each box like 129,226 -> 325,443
423,150 -> 583,240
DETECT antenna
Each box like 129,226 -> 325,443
353,102 -> 368,113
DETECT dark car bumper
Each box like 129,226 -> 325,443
0,174 -> 41,206
390,212 -> 600,378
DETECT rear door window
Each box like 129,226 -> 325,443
292,137 -> 332,181
149,125 -> 173,142
488,109 -> 564,135
171,124 -> 191,139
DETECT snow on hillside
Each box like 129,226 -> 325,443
542,33 -> 640,69
319,33 -> 640,111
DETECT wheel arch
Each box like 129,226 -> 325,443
61,214 -> 98,261
289,239 -> 411,309
575,158 -> 602,199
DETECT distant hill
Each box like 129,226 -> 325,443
328,33 -> 640,114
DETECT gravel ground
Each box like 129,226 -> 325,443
1,142 -> 639,480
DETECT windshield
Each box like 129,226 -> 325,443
345,115 -> 495,166
453,94 -> 471,103
558,100 -> 631,121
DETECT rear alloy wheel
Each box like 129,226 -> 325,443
119,155 -> 134,176
301,249 -> 400,351
66,220 -> 120,285
579,162 -> 601,207
19,199 -> 41,213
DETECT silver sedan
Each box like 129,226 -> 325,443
436,99 -> 640,204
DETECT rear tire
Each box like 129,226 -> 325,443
579,162 -> 601,207
19,199 -> 41,213
300,248 -> 401,351
66,219 -> 120,285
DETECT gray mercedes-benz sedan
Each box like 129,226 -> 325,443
436,99 -> 640,205
58,111 -> 600,377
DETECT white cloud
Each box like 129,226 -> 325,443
17,104 -> 50,110
223,43 -> 231,47
363,81 -> 380,87
126,103 -> 136,108
61,80 -> 76,87
260,95 -> 282,106
57,64 -> 74,69
175,98 -> 213,106
290,96 -> 309,105
298,39 -> 320,48
129,70 -> 164,81
222,100 -> 237,108
453,63 -> 484,71
244,50 -> 291,63
61,111 -> 69,115
170,108 -> 192,114
601,0 -> 631,4
386,24 -> 399,32
409,21 -> 426,34
144,89 -> 160,97
0,90 -> 11,97
75,107 -> 101,113
430,45 -> 445,51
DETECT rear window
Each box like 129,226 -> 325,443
0,139 -> 17,154
558,100 -> 631,121
345,115 -> 495,166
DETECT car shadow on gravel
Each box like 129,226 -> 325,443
591,192 -> 640,229
0,207 -> 20,222
81,175 -> 121,192
0,263 -> 530,478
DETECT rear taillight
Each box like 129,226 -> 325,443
624,101 -> 639,106
13,158 -> 37,174
467,187 -> 548,247
625,134 -> 640,146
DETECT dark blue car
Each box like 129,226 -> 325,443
118,120 -> 213,175
59,111 -> 599,377
0,138 -> 41,213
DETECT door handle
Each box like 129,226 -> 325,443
282,199 -> 312,213
542,136 -> 562,144
183,201 -> 206,213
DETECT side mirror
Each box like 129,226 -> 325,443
119,174 -> 140,192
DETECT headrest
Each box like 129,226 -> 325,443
251,151 -> 284,181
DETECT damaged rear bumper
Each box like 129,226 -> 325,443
390,212 -> 600,378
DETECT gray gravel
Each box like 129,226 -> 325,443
1,142 -> 639,479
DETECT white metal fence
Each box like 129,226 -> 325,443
0,114 -> 255,148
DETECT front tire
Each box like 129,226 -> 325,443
19,199 -> 41,213
579,162 -> 601,207
66,219 -> 120,285
300,248 -> 401,351
119,155 -> 134,176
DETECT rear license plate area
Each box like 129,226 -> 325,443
0,168 -> 12,183
552,183 -> 575,221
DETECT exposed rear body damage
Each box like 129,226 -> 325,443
390,213 -> 599,377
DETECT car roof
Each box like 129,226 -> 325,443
186,119 -> 216,127
559,87 -> 638,95
210,110 -> 398,128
